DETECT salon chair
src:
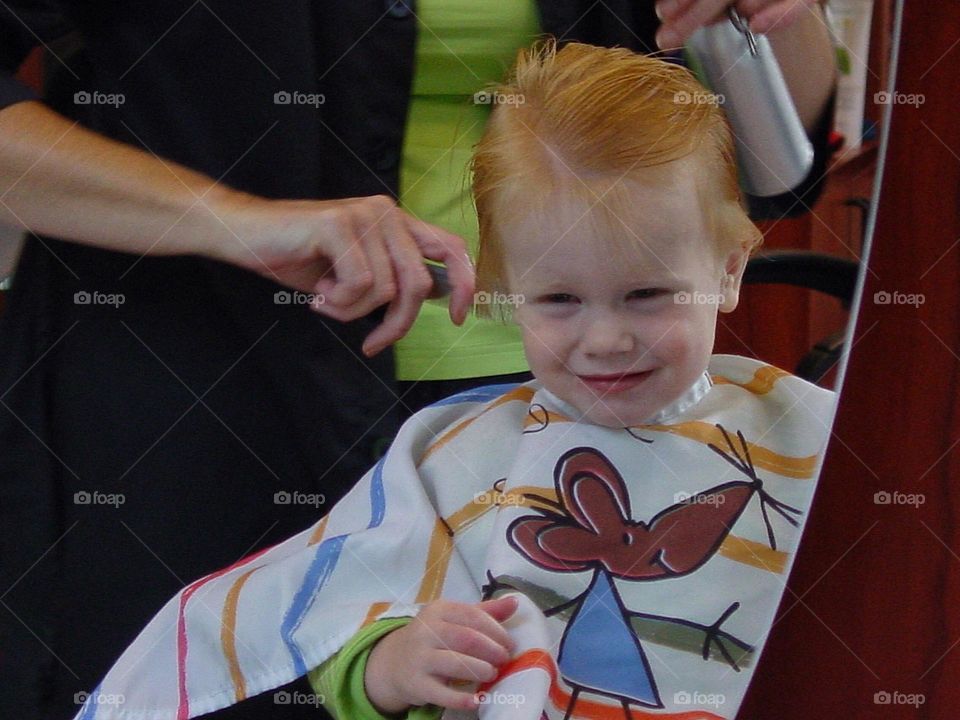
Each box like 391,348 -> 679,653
742,249 -> 859,384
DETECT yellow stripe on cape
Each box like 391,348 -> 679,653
642,421 -> 818,479
419,386 -> 535,465
711,365 -> 792,395
516,414 -> 818,479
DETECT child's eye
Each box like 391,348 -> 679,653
627,288 -> 663,300
543,293 -> 578,304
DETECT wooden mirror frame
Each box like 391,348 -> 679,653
740,3 -> 960,717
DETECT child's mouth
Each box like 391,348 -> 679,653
578,371 -> 652,394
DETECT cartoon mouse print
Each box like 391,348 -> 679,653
503,425 -> 802,719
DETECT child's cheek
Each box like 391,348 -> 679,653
630,302 -> 680,339
519,312 -> 572,367
512,303 -> 533,329
657,317 -> 714,368
635,309 -> 684,344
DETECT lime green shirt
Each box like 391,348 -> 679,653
308,617 -> 442,720
393,0 -> 541,381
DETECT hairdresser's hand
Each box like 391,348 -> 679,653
654,0 -> 820,48
365,596 -> 518,714
0,103 -> 473,355
221,193 -> 475,357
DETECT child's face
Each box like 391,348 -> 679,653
504,165 -> 745,428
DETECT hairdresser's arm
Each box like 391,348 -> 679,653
0,100 -> 474,355
655,1 -> 837,133
761,6 -> 837,133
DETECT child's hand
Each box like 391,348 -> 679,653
364,595 -> 519,714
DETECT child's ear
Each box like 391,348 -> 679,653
718,247 -> 750,314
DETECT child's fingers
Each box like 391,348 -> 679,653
427,648 -> 500,684
433,620 -> 512,667
478,595 -> 519,623
437,602 -> 516,655
416,677 -> 481,713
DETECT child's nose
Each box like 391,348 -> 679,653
582,314 -> 635,356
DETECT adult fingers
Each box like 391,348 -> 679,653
359,200 -> 434,356
654,0 -> 732,48
654,0 -> 696,23
314,229 -> 375,310
354,200 -> 399,309
735,0 -> 814,34
402,213 -> 476,325
314,198 -> 397,315
310,209 -> 377,312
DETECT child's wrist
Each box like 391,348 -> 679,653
364,629 -> 411,716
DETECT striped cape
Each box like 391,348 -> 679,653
74,354 -> 834,720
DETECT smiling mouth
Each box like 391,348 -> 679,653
578,370 -> 652,394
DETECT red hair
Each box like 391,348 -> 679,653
471,40 -> 762,316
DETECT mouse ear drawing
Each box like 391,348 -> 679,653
508,443 -> 785,581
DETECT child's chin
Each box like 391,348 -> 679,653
578,404 -> 649,429
555,385 -> 657,428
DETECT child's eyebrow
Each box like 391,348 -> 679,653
526,273 -> 690,289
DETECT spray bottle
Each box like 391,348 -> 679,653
685,9 -> 814,197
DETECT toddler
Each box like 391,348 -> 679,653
75,41 -> 834,720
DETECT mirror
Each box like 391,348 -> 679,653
0,2 -> 904,720
713,0 -> 896,393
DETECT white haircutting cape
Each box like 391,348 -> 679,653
75,355 -> 834,720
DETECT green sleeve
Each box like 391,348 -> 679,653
307,617 -> 443,720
